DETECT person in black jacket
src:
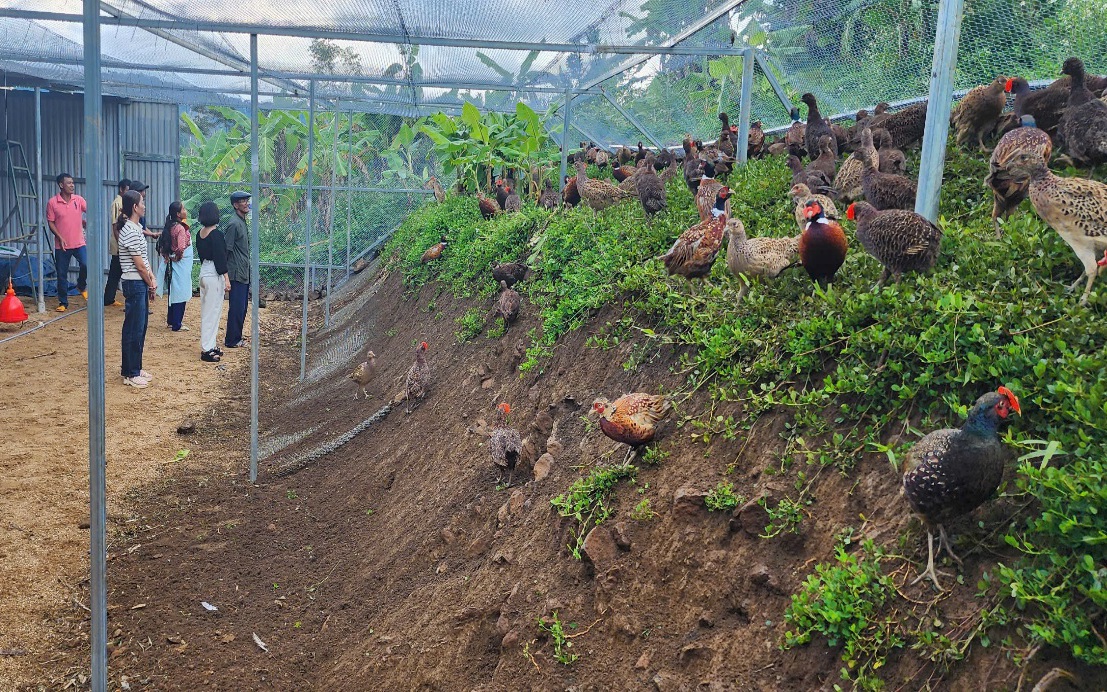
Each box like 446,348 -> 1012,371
195,201 -> 229,362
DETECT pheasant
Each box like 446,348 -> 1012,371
490,402 -> 524,486
790,183 -> 839,232
1003,152 -> 1107,304
575,159 -> 632,212
421,236 -> 448,263
478,192 -> 500,220
747,120 -> 766,159
403,341 -> 431,412
787,156 -> 832,192
986,115 -> 1052,236
635,154 -> 667,217
496,280 -> 521,324
833,145 -> 878,204
785,107 -> 807,158
799,200 -> 848,288
561,175 -> 580,207
348,351 -> 377,400
682,137 -> 704,193
802,93 -> 837,159
847,202 -> 942,286
659,187 -> 731,288
591,393 -> 672,463
725,218 -> 799,302
718,112 -> 736,159
951,76 -> 1008,150
538,179 -> 559,210
860,128 -> 917,211
695,160 -> 725,222
503,185 -> 522,213
806,135 -> 838,183
492,261 -> 527,287
867,100 -> 928,149
903,386 -> 1020,590
1058,57 -> 1107,167
424,177 -> 446,203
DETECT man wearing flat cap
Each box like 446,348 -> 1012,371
223,190 -> 251,348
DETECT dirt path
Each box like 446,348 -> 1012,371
0,292 -> 248,690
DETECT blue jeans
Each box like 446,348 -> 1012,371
54,245 -> 88,306
225,280 -> 249,347
121,279 -> 149,378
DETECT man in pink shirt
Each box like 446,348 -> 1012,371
46,172 -> 88,312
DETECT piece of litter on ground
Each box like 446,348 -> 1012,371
130,603 -> 147,610
252,632 -> 269,652
120,675 -> 131,690
201,601 -> 218,611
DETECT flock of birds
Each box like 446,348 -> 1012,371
358,56 -> 1107,590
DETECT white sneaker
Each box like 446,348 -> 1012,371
140,369 -> 152,379
124,375 -> 149,389
178,325 -> 190,331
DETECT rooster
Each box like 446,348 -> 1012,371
490,403 -> 524,486
590,393 -> 672,463
903,386 -> 1020,590
421,236 -> 448,263
799,200 -> 848,288
403,341 -> 431,413
659,187 -> 731,289
348,351 -> 377,400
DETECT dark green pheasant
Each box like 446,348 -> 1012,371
902,386 -> 1021,589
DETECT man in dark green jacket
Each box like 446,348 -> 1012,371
223,190 -> 251,348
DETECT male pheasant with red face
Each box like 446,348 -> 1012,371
490,403 -> 524,486
799,200 -> 848,288
903,386 -> 1020,590
591,393 -> 672,463
421,236 -> 448,263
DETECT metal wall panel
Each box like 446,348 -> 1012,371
120,100 -> 180,234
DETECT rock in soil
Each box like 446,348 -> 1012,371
582,526 -> 619,573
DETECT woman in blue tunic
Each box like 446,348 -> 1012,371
158,201 -> 193,331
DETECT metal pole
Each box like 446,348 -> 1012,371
34,87 -> 44,313
300,80 -> 315,381
345,111 -> 352,282
248,34 -> 260,483
737,48 -> 755,165
599,87 -> 665,150
326,108 -> 337,327
754,51 -> 794,115
81,1 -> 107,690
559,90 -> 572,192
915,0 -> 965,222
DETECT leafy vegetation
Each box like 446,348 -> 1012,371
705,482 -> 745,512
549,463 -> 637,560
537,611 -> 580,665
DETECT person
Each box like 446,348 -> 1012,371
223,190 -> 251,349
195,201 -> 228,363
116,190 -> 157,389
46,172 -> 88,312
128,180 -> 158,316
103,178 -> 130,307
158,201 -> 193,332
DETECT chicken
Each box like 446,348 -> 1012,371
1058,57 -> 1107,167
725,217 -> 799,302
562,175 -> 580,207
635,154 -> 667,217
496,280 -> 521,324
348,351 -> 377,399
868,101 -> 928,149
799,200 -> 848,288
682,137 -> 704,193
503,184 -> 522,213
860,128 -> 917,211
695,160 -> 725,222
787,155 -> 832,192
590,393 -> 672,463
404,341 -> 431,412
785,107 -> 807,158
951,76 -> 1008,150
986,115 -> 1052,236
660,187 -> 731,286
424,176 -> 446,203
478,192 -> 500,220
806,135 -> 837,183
801,93 -> 838,160
747,120 -> 766,159
790,183 -> 839,231
490,403 -> 524,486
492,261 -> 527,287
538,179 -> 559,210
421,235 -> 448,263
718,112 -> 736,159
903,386 -> 1020,590
1003,152 -> 1107,304
847,201 -> 942,286
575,159 -> 632,212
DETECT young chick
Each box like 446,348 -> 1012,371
348,351 -> 378,399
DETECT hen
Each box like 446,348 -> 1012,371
561,175 -> 580,207
490,403 -> 524,486
403,341 -> 432,412
1058,57 -> 1107,167
495,179 -> 509,210
682,137 -> 704,193
660,187 -> 731,288
860,128 -> 917,211
1004,152 -> 1107,304
785,107 -> 807,158
986,115 -> 1052,236
787,155 -> 832,192
903,386 -> 1020,589
799,200 -> 848,288
591,393 -> 672,463
635,154 -> 667,218
868,101 -> 928,149
802,93 -> 838,159
847,202 -> 942,286
833,145 -> 878,204
421,235 -> 448,263
725,218 -> 799,302
478,192 -> 500,220
496,280 -> 521,324
503,184 -> 523,213
951,76 -> 1008,150
717,112 -> 736,159
747,120 -> 766,159
805,136 -> 838,189
348,350 -> 378,400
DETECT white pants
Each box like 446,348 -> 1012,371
198,261 -> 225,353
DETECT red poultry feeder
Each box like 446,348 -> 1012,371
0,278 -> 29,326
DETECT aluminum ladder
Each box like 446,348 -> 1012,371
0,140 -> 45,300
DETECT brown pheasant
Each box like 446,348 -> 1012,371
847,201 -> 942,286
951,76 -> 1008,150
421,235 -> 448,263
576,159 -> 632,212
348,351 -> 378,400
986,115 -> 1052,236
790,183 -> 839,231
496,280 -> 521,324
591,393 -> 672,463
403,341 -> 431,412
424,176 -> 446,203
660,187 -> 731,287
725,217 -> 799,302
903,386 -> 1020,589
490,402 -> 524,486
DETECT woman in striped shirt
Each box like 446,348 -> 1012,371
116,190 -> 158,389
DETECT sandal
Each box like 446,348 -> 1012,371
201,350 -> 221,362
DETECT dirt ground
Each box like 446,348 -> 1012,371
0,291 -> 248,691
